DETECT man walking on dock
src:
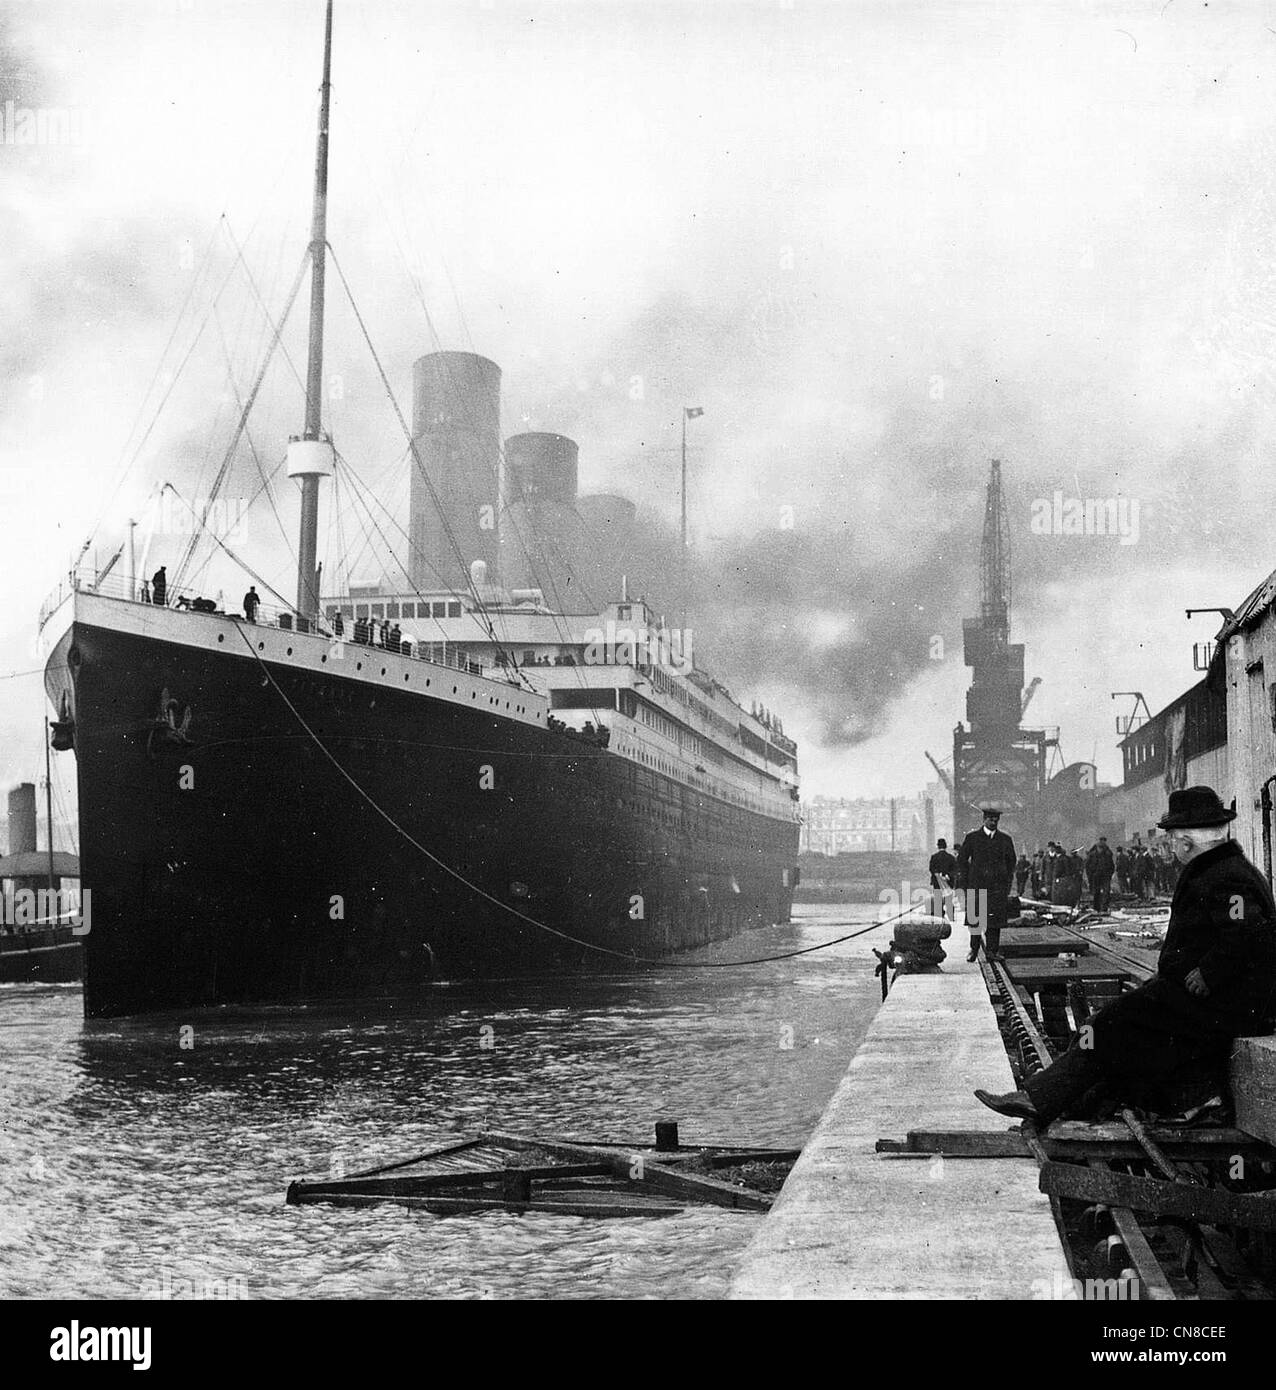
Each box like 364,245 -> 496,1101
975,786 -> 1276,1126
928,838 -> 957,921
1086,837 -> 1115,912
1014,853 -> 1032,897
955,807 -> 1017,961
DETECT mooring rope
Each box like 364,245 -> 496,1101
233,624 -> 924,967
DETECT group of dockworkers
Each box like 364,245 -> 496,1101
930,834 -> 1169,930
927,788 -> 1276,1127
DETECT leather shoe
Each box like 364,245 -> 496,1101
974,1088 -> 1041,1122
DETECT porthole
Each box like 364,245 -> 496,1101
404,673 -> 410,681
286,647 -> 293,656
217,633 -> 225,644
381,667 -> 387,676
258,642 -> 264,651
357,662 -> 363,671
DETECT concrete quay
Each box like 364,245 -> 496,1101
731,954 -> 1073,1299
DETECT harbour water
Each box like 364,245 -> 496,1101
0,905 -> 891,1300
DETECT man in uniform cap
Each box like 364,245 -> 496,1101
954,806 -> 1017,962
975,786 -> 1276,1124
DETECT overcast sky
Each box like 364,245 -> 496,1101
4,0 -> 1276,828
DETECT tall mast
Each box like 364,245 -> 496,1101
680,408 -> 687,631
291,0 -> 335,624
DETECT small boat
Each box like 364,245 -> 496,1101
285,1129 -> 798,1219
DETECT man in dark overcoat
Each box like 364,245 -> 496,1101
955,806 -> 1017,961
1086,837 -> 1115,912
976,787 -> 1276,1124
1041,842 -> 1064,900
928,838 -> 957,920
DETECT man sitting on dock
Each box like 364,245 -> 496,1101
975,787 -> 1276,1126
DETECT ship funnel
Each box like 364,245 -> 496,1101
7,783 -> 36,854
410,351 -> 501,591
500,432 -> 580,594
505,432 -> 578,505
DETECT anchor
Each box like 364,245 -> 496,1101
147,686 -> 193,757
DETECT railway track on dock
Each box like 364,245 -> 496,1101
979,958 -> 1276,1300
1053,921 -> 1160,982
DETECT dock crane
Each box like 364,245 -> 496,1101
924,750 -> 954,797
1020,676 -> 1041,719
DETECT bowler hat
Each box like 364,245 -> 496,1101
1157,786 -> 1235,830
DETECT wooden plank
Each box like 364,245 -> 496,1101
559,1138 -> 800,1160
875,1129 -> 1267,1162
1119,1109 -> 1188,1183
1231,1037 -> 1276,1146
288,1162 -> 612,1199
288,1190 -> 687,1218
1001,928 -> 1092,958
1046,1122 -> 1257,1147
877,1131 -> 1030,1157
482,1130 -> 772,1211
1039,1162 -> 1276,1231
625,1159 -> 773,1212
339,1137 -> 491,1181
1004,958 -> 1131,988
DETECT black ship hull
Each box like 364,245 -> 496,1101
45,611 -> 798,1017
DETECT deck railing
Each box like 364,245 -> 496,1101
39,568 -> 497,680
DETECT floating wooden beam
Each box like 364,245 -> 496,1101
482,1130 -> 773,1211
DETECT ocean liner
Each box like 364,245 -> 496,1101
37,2 -> 800,1018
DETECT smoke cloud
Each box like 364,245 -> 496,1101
6,2 -> 1276,800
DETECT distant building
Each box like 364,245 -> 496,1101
1216,570 -> 1276,879
800,792 -> 935,855
1096,677 -> 1228,847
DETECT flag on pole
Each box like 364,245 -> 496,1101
684,406 -> 704,419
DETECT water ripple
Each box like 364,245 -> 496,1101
0,908 -> 889,1298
